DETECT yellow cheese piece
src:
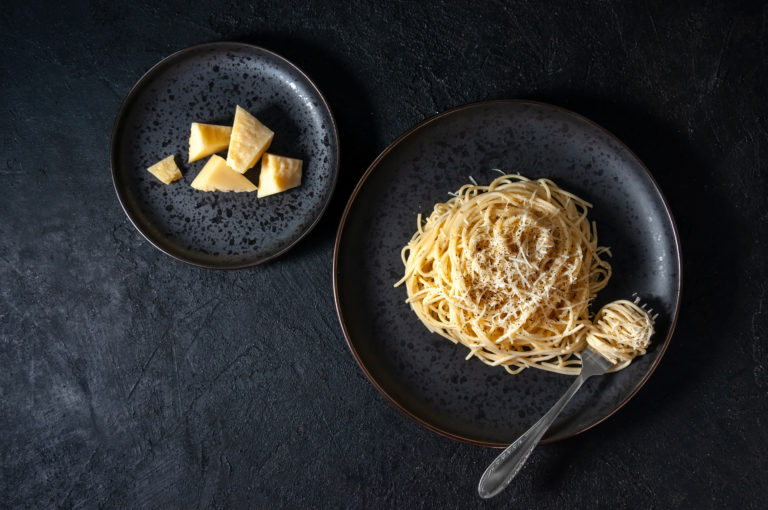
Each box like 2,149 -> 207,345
147,155 -> 182,184
257,153 -> 303,198
188,123 -> 232,162
190,155 -> 257,192
226,106 -> 274,173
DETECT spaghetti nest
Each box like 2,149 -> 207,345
395,174 -> 653,375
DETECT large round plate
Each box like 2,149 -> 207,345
333,100 -> 681,446
111,42 -> 338,268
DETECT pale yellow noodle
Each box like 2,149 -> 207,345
394,174 -> 654,375
586,299 -> 655,369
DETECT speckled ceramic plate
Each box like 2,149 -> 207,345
333,100 -> 681,447
111,42 -> 338,268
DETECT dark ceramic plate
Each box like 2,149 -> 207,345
334,100 -> 681,447
111,42 -> 338,268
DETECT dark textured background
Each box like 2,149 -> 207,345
1,0 -> 766,508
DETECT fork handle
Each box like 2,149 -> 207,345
477,373 -> 589,499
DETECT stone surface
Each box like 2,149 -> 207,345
1,0 -> 766,508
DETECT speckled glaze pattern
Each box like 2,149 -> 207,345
334,100 -> 681,446
111,42 -> 338,268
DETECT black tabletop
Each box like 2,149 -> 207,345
2,1 -> 767,508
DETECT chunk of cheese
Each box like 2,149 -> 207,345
226,106 -> 274,174
147,155 -> 182,184
256,153 -> 303,198
190,155 -> 257,192
188,123 -> 232,162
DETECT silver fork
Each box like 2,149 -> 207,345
477,348 -> 613,499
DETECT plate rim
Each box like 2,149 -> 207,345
332,99 -> 683,447
110,41 -> 340,269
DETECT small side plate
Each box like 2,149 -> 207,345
111,42 -> 338,268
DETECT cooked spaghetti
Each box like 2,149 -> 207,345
394,174 -> 653,375
586,299 -> 654,369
